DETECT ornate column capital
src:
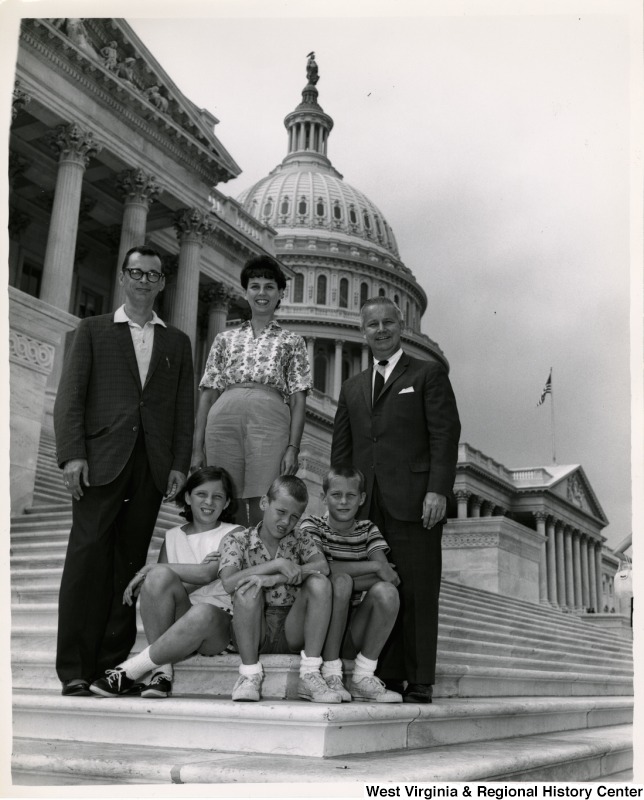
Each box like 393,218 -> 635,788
200,283 -> 235,310
455,490 -> 471,502
174,208 -> 214,245
533,511 -> 548,523
46,123 -> 102,167
116,168 -> 162,207
12,80 -> 31,121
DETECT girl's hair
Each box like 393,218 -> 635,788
176,466 -> 237,523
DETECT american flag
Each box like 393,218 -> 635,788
537,370 -> 552,406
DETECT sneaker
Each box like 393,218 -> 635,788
323,674 -> 352,702
231,673 -> 262,702
90,667 -> 135,698
141,672 -> 172,698
350,674 -> 403,703
298,671 -> 342,703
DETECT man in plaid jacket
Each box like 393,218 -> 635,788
53,246 -> 194,696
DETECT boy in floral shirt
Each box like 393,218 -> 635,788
219,475 -> 341,703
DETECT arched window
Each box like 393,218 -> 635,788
363,210 -> 371,230
316,199 -> 325,217
263,198 -> 273,217
378,287 -> 386,297
339,277 -> 349,309
298,197 -> 308,216
342,358 -> 351,383
314,355 -> 327,393
280,196 -> 290,215
349,206 -> 357,225
375,217 -> 382,236
360,282 -> 369,308
317,274 -> 327,305
293,273 -> 304,303
394,294 -> 400,307
333,202 -> 342,221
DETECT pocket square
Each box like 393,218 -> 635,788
399,386 -> 414,394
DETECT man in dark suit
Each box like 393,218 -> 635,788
54,245 -> 194,696
331,297 -> 460,703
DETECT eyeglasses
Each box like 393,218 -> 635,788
123,268 -> 164,283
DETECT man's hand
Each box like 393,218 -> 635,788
375,561 -> 400,586
422,492 -> 446,530
164,470 -> 186,501
62,459 -> 90,501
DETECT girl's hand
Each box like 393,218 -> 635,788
123,572 -> 146,606
201,550 -> 221,564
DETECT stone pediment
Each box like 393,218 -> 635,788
25,18 -> 240,184
549,466 -> 607,523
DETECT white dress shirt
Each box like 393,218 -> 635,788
114,305 -> 166,386
371,347 -> 403,394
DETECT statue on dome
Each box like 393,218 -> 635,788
306,51 -> 319,85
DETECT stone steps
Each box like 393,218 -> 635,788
11,723 -> 633,785
12,689 -> 632,759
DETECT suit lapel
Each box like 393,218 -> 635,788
114,317 -> 142,391
361,367 -> 373,411
374,353 -> 410,405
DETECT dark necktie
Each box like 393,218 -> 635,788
373,359 -> 389,403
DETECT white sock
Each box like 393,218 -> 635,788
352,652 -> 378,680
321,658 -> 343,679
239,662 -> 262,677
119,646 -> 158,681
299,650 -> 323,678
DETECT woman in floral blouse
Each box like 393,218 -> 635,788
192,256 -> 312,526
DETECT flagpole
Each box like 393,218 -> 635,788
550,367 -> 556,464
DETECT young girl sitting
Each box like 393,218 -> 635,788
90,466 -> 244,698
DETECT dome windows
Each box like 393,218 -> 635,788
316,198 -> 325,217
360,282 -> 369,308
280,196 -> 290,216
339,277 -> 349,309
349,206 -> 358,226
317,274 -> 327,305
262,198 -> 274,218
363,210 -> 371,230
293,273 -> 304,303
333,201 -> 342,221
378,287 -> 386,297
298,196 -> 308,217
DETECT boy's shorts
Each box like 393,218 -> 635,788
260,606 -> 299,655
231,606 -> 299,655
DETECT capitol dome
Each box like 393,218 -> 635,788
237,54 -> 447,401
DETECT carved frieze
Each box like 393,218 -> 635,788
9,331 -> 55,375
46,123 -> 102,167
443,532 -> 500,549
567,473 -> 585,508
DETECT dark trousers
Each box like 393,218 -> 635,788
369,481 -> 442,685
56,434 -> 163,682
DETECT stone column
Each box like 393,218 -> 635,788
481,501 -> 493,517
588,540 -> 598,612
333,339 -> 344,400
555,521 -> 566,609
470,497 -> 482,518
546,517 -> 558,606
171,208 -> 214,352
580,533 -> 590,610
572,529 -> 583,611
455,491 -> 470,520
112,169 -> 161,309
564,526 -> 575,609
40,123 -> 102,312
202,284 -> 234,355
595,544 -> 604,613
534,512 -> 548,604
361,344 -> 370,371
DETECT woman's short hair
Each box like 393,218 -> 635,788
240,255 -> 287,291
176,466 -> 238,523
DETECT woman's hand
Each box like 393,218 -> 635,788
280,445 -> 299,475
190,448 -> 206,474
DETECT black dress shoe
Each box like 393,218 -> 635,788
403,683 -> 433,703
61,679 -> 91,696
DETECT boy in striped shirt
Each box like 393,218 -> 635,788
298,465 -> 402,703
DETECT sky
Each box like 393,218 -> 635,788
1,0 -> 641,549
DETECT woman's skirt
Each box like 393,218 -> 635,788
204,386 -> 290,499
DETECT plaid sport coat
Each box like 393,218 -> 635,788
54,312 -> 194,492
